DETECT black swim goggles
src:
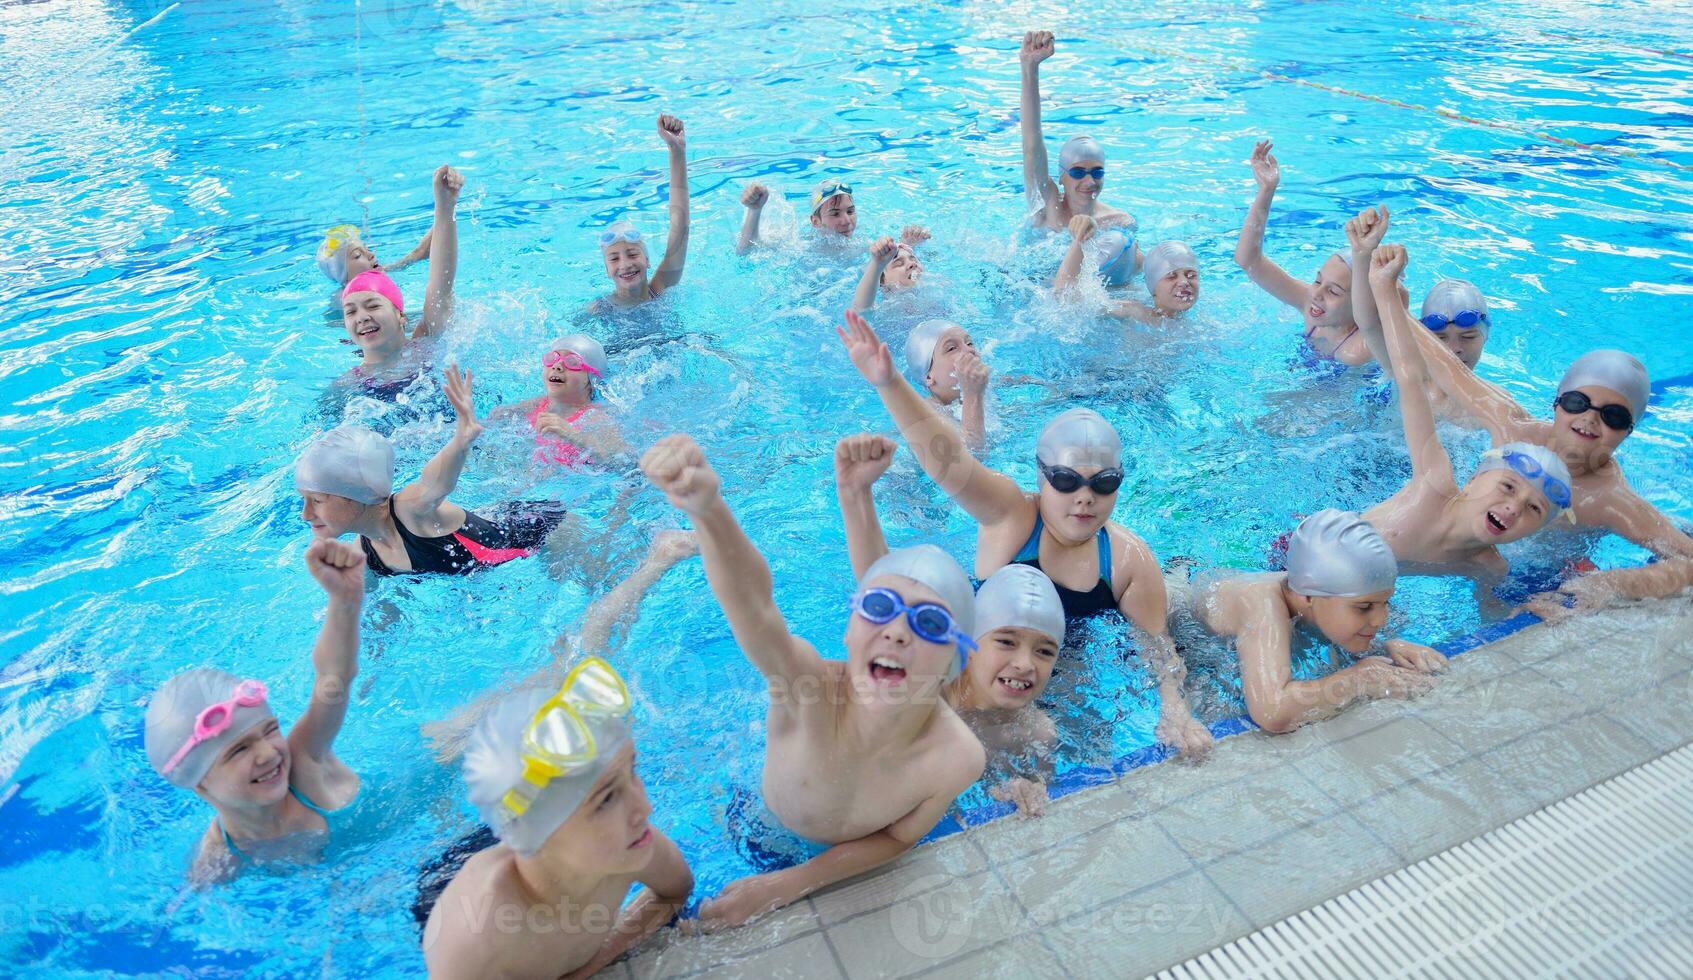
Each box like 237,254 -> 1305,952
850,587 -> 976,653
1555,390 -> 1634,432
1038,462 -> 1124,495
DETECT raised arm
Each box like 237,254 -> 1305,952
287,540 -> 366,764
838,310 -> 1027,527
1018,31 -> 1060,215
400,364 -> 483,517
1054,214 -> 1096,293
956,349 -> 990,454
650,114 -> 690,293
1233,140 -> 1308,309
1408,307 -> 1529,441
641,435 -> 822,684
413,165 -> 462,340
1372,244 -> 1457,490
852,237 -> 898,313
835,434 -> 896,579
735,183 -> 768,256
1345,206 -> 1394,370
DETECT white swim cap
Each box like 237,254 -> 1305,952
597,220 -> 643,249
550,334 -> 609,378
904,319 -> 964,384
1059,136 -> 1105,169
145,668 -> 277,790
1473,442 -> 1573,519
1142,241 -> 1198,296
1557,349 -> 1649,422
973,565 -> 1065,646
1091,228 -> 1137,286
463,682 -> 632,857
316,224 -> 362,284
860,545 -> 976,676
1036,408 -> 1122,471
1284,509 -> 1398,598
1421,279 -> 1489,335
294,425 -> 394,505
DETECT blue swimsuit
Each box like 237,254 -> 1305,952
1013,516 -> 1117,620
219,785 -> 335,860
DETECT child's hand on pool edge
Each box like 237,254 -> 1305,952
838,309 -> 898,388
695,871 -> 788,931
305,539 -> 367,604
990,777 -> 1049,818
641,434 -> 722,515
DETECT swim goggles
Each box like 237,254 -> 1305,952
1065,166 -> 1105,180
162,680 -> 269,775
811,180 -> 853,212
1420,310 -> 1488,331
598,226 -> 642,248
1039,463 -> 1124,496
542,349 -> 603,378
322,224 -> 361,254
501,656 -> 631,820
1492,449 -> 1573,510
1555,390 -> 1634,432
851,587 -> 978,657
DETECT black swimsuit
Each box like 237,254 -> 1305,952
359,497 -> 567,576
1012,516 -> 1117,620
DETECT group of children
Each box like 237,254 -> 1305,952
138,29 -> 1693,979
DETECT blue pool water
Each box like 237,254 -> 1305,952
3,0 -> 1692,974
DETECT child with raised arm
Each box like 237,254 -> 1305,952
1056,216 -> 1199,324
640,434 -> 985,928
334,164 -> 463,393
1359,244 -> 1574,582
1233,140 -> 1368,365
1183,510 -> 1446,733
593,115 -> 690,310
838,311 -> 1214,759
891,314 -> 990,453
143,539 -> 368,883
489,334 -> 631,470
1018,31 -> 1135,233
836,434 -> 1067,817
850,229 -> 933,312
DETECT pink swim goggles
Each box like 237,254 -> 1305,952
543,350 -> 602,377
162,679 -> 269,775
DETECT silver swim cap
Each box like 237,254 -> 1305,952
1557,349 -> 1649,422
145,668 -> 277,790
1473,441 -> 1573,519
1091,228 -> 1137,286
1284,509 -> 1399,598
904,319 -> 964,384
1036,408 -> 1122,471
294,425 -> 394,505
1059,136 -> 1105,169
973,565 -> 1065,646
1142,241 -> 1198,296
1420,279 -> 1488,335
550,334 -> 609,378
860,544 -> 976,675
316,224 -> 362,284
463,683 -> 633,857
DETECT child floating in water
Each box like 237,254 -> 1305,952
641,434 -> 985,928
1234,140 -> 1367,365
835,433 -> 1066,818
1183,509 -> 1445,733
424,657 -> 694,979
1360,244 -> 1573,582
1057,215 -> 1198,324
838,311 -> 1214,759
316,221 -> 431,303
297,366 -> 569,576
334,165 -> 464,393
143,539 -> 367,883
735,176 -> 868,253
1018,31 -> 1136,234
850,228 -> 933,312
592,115 -> 690,311
491,334 -> 630,469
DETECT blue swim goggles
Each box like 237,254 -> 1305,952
1499,449 -> 1573,510
598,226 -> 642,247
1065,166 -> 1105,180
851,587 -> 977,659
1420,309 -> 1487,331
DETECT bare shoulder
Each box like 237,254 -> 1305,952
931,705 -> 986,784
187,822 -> 238,885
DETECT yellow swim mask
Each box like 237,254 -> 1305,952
500,656 -> 632,819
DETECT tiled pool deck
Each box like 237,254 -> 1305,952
614,597 -> 1693,979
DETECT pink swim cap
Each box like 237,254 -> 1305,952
342,269 -> 404,315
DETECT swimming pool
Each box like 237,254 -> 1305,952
2,0 -> 1690,974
